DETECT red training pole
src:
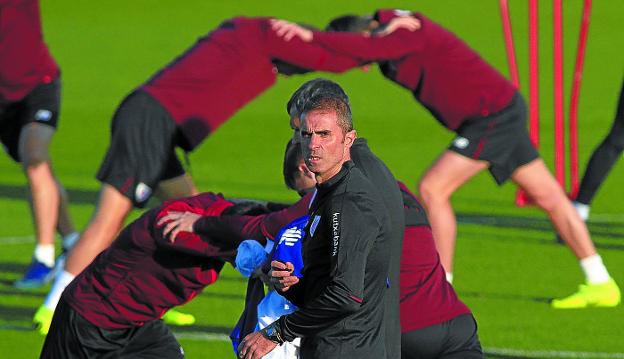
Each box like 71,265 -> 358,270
515,0 -> 540,207
568,0 -> 592,198
553,0 -> 566,189
499,0 -> 520,88
529,0 -> 540,147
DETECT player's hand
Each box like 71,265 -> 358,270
269,260 -> 298,292
157,211 -> 201,242
270,19 -> 313,42
378,16 -> 421,36
252,266 -> 271,285
238,331 -> 277,359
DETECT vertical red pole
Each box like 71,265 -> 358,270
568,0 -> 592,198
515,0 -> 540,207
529,0 -> 540,147
499,0 -> 520,88
553,0 -> 566,189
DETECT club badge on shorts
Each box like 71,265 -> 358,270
452,136 -> 469,149
34,109 -> 52,122
135,182 -> 152,203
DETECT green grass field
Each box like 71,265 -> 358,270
1,1 -> 623,357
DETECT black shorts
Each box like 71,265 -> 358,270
449,93 -> 539,185
96,90 -> 186,207
41,298 -> 185,359
0,78 -> 60,162
401,314 -> 483,359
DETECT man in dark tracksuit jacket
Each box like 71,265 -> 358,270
238,87 -> 392,358
278,161 -> 391,358
287,78 -> 405,358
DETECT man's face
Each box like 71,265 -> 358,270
299,109 -> 354,183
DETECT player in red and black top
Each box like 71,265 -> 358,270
271,10 -> 620,308
0,0 -> 78,289
40,192 -> 241,358
34,15 -> 421,332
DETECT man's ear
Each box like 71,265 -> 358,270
368,20 -> 380,31
344,130 -> 357,148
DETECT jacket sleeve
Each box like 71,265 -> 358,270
312,28 -> 425,61
152,193 -> 237,259
193,192 -> 312,243
277,196 -> 380,340
262,19 -> 363,73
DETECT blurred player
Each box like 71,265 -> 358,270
272,10 -> 621,308
39,192 -> 259,358
33,15 -> 419,333
0,0 -> 78,289
573,79 -> 624,221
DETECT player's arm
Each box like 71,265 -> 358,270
154,212 -> 237,258
311,27 -> 424,61
263,19 -> 363,73
272,198 -> 381,341
192,192 -> 312,244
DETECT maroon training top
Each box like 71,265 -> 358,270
142,17 -> 368,151
0,0 -> 59,102
63,193 -> 235,329
313,9 -> 516,131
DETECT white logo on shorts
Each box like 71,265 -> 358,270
35,109 -> 52,122
310,215 -> 321,237
135,182 -> 152,203
453,136 -> 469,149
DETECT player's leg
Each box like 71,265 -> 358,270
154,155 -> 199,326
119,320 -> 185,359
418,151 -> 488,279
512,158 -> 620,308
12,77 -> 79,288
35,90 -> 183,333
438,314 -> 483,359
574,83 -> 624,219
14,123 -> 59,287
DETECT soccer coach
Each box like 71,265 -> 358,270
238,93 -> 392,358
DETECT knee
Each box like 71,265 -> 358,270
418,178 -> 447,205
532,188 -> 566,213
19,145 -> 50,171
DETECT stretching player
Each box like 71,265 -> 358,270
39,192 -> 265,358
573,79 -> 624,221
33,15 -> 419,333
271,10 -> 621,308
0,0 -> 78,289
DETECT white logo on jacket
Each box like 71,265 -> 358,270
331,212 -> 340,256
279,227 -> 302,247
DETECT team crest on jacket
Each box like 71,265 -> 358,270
135,182 -> 152,203
310,215 -> 321,236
